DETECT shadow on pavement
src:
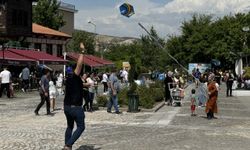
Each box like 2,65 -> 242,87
76,145 -> 101,150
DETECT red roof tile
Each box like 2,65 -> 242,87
67,52 -> 103,67
85,55 -> 114,65
32,23 -> 71,38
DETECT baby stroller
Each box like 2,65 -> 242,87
168,83 -> 184,106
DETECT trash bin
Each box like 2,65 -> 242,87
127,93 -> 139,112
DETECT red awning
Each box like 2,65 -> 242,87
85,55 -> 114,66
8,48 -> 67,65
0,50 -> 36,65
67,52 -> 104,68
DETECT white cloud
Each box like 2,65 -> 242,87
74,0 -> 250,38
157,0 -> 250,14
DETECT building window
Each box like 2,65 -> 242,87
12,9 -> 17,25
12,9 -> 28,26
34,43 -> 41,51
0,0 -> 6,4
57,44 -> 63,57
46,44 -> 52,55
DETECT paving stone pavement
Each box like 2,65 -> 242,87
1,83 -> 250,150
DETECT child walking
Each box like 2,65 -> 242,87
49,80 -> 57,111
191,89 -> 197,116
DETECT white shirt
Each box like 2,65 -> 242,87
102,73 -> 108,83
122,70 -> 128,81
0,70 -> 11,84
56,73 -> 63,87
49,81 -> 56,93
87,77 -> 95,93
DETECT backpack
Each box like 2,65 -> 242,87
113,80 -> 121,93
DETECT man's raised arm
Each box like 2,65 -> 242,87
74,43 -> 85,76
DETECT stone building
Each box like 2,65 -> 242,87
27,23 -> 71,57
0,0 -> 35,37
58,1 -> 77,36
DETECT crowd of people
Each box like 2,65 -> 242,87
162,67 -> 249,120
1,52 -> 250,150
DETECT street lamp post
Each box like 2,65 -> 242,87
243,26 -> 249,67
88,21 -> 102,59
88,21 -> 96,34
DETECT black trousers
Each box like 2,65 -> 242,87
226,82 -> 233,96
0,83 -> 10,98
165,88 -> 171,102
88,92 -> 94,110
22,79 -> 29,92
83,90 -> 89,111
35,93 -> 50,114
103,82 -> 108,92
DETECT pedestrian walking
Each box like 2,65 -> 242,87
206,73 -> 218,120
86,73 -> 95,112
62,43 -> 85,150
121,68 -> 128,86
225,72 -> 234,97
82,73 -> 90,111
0,66 -> 11,98
190,89 -> 197,116
102,72 -> 108,93
164,71 -> 173,105
49,80 -> 57,111
93,73 -> 99,95
214,70 -> 221,85
194,68 -> 201,88
34,69 -> 51,115
107,68 -> 121,114
56,72 -> 64,95
21,66 -> 30,92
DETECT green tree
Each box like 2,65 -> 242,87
140,27 -> 167,71
67,30 -> 95,54
104,42 -> 142,69
33,0 -> 65,30
166,13 -> 250,69
180,14 -> 213,63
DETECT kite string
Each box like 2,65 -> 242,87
138,22 -> 198,81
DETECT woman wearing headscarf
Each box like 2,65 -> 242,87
205,73 -> 218,120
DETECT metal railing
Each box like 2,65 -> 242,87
0,45 -> 40,51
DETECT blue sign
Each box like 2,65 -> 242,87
188,63 -> 211,74
119,3 -> 135,17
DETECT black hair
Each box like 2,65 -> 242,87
191,89 -> 196,94
44,69 -> 50,75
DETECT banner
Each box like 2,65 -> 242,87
188,63 -> 211,74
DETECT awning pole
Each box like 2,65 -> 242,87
63,52 -> 67,77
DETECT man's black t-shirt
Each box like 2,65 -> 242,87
64,73 -> 83,106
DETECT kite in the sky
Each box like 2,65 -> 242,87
119,3 -> 135,17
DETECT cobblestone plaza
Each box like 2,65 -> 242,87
1,84 -> 250,150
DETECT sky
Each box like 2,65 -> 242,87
61,0 -> 250,38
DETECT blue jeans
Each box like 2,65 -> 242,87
107,95 -> 119,112
64,105 -> 85,146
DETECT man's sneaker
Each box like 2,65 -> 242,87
46,112 -> 53,116
62,145 -> 72,150
115,111 -> 122,114
34,111 -> 39,116
107,110 -> 112,113
22,88 -> 25,93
